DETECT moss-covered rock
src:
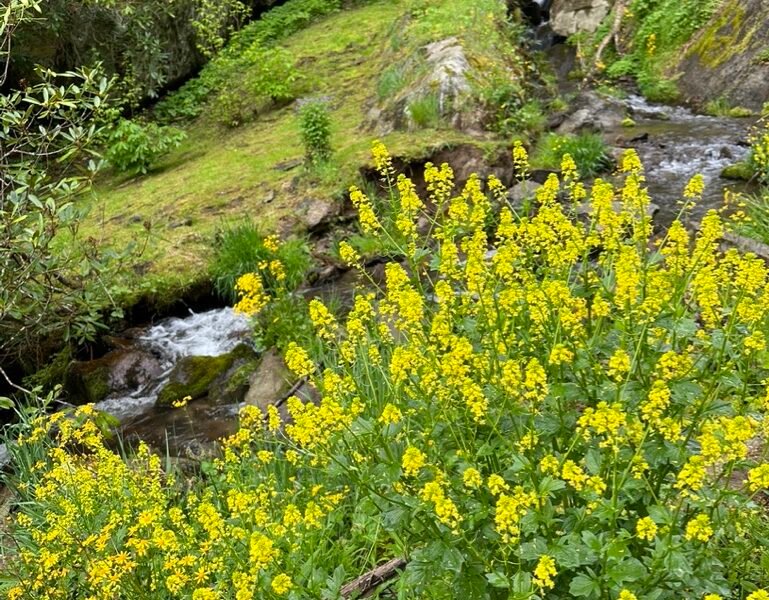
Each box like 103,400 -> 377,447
156,344 -> 258,407
64,361 -> 113,406
674,0 -> 769,111
720,162 -> 756,181
65,348 -> 164,405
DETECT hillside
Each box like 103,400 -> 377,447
80,0 -> 539,308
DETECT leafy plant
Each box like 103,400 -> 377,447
408,93 -> 442,128
732,191 -> 769,245
599,0 -> 721,103
1,4 -> 124,365
533,132 -> 613,177
213,88 -> 256,128
244,45 -> 303,104
105,119 -> 186,174
377,65 -> 407,100
748,118 -> 769,185
211,221 -> 310,302
7,143 -> 769,599
299,100 -> 333,164
155,0 -> 344,123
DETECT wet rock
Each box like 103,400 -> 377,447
179,439 -> 221,462
556,91 -> 625,135
628,105 -> 671,121
66,349 -> 164,405
722,232 -> 769,262
244,349 -> 292,410
164,456 -> 201,478
719,146 -> 735,160
507,180 -> 543,209
155,343 -> 259,407
674,0 -> 769,112
301,198 -> 338,231
530,169 -> 559,184
550,0 -> 611,36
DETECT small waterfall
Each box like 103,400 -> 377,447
95,307 -> 251,421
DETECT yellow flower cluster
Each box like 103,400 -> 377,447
9,140 -> 769,599
234,272 -> 269,316
532,555 -> 557,589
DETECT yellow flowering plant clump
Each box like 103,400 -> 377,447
231,232 -> 312,350
3,404 -> 352,599
749,117 -> 769,184
5,141 -> 769,598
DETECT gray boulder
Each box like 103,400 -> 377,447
556,91 -> 626,135
551,0 -> 612,36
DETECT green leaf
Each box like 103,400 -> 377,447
607,558 -> 646,584
485,571 -> 510,589
569,574 -> 601,597
538,476 -> 566,495
0,396 -> 14,409
519,538 -> 549,560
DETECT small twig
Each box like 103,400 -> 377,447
585,0 -> 629,85
341,558 -> 408,599
0,366 -> 32,397
275,376 -> 309,408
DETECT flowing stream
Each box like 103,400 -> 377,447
94,308 -> 252,456
610,94 -> 753,224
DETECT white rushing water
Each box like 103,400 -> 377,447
620,94 -> 752,223
95,308 -> 251,421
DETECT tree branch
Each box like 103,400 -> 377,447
341,558 -> 408,599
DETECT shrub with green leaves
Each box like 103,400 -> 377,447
105,119 -> 186,174
212,45 -> 302,127
299,100 -> 332,164
1,3 -> 124,365
244,45 -> 302,104
155,0 -> 344,123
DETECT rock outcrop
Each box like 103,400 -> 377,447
368,37 -> 482,134
65,348 -> 164,405
673,0 -> 769,111
553,91 -> 626,134
550,0 -> 611,36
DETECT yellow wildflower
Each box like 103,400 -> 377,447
532,555 -> 557,589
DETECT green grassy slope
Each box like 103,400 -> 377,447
81,0 -> 527,308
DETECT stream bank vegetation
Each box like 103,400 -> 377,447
731,118 -> 769,245
4,143 -> 769,598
